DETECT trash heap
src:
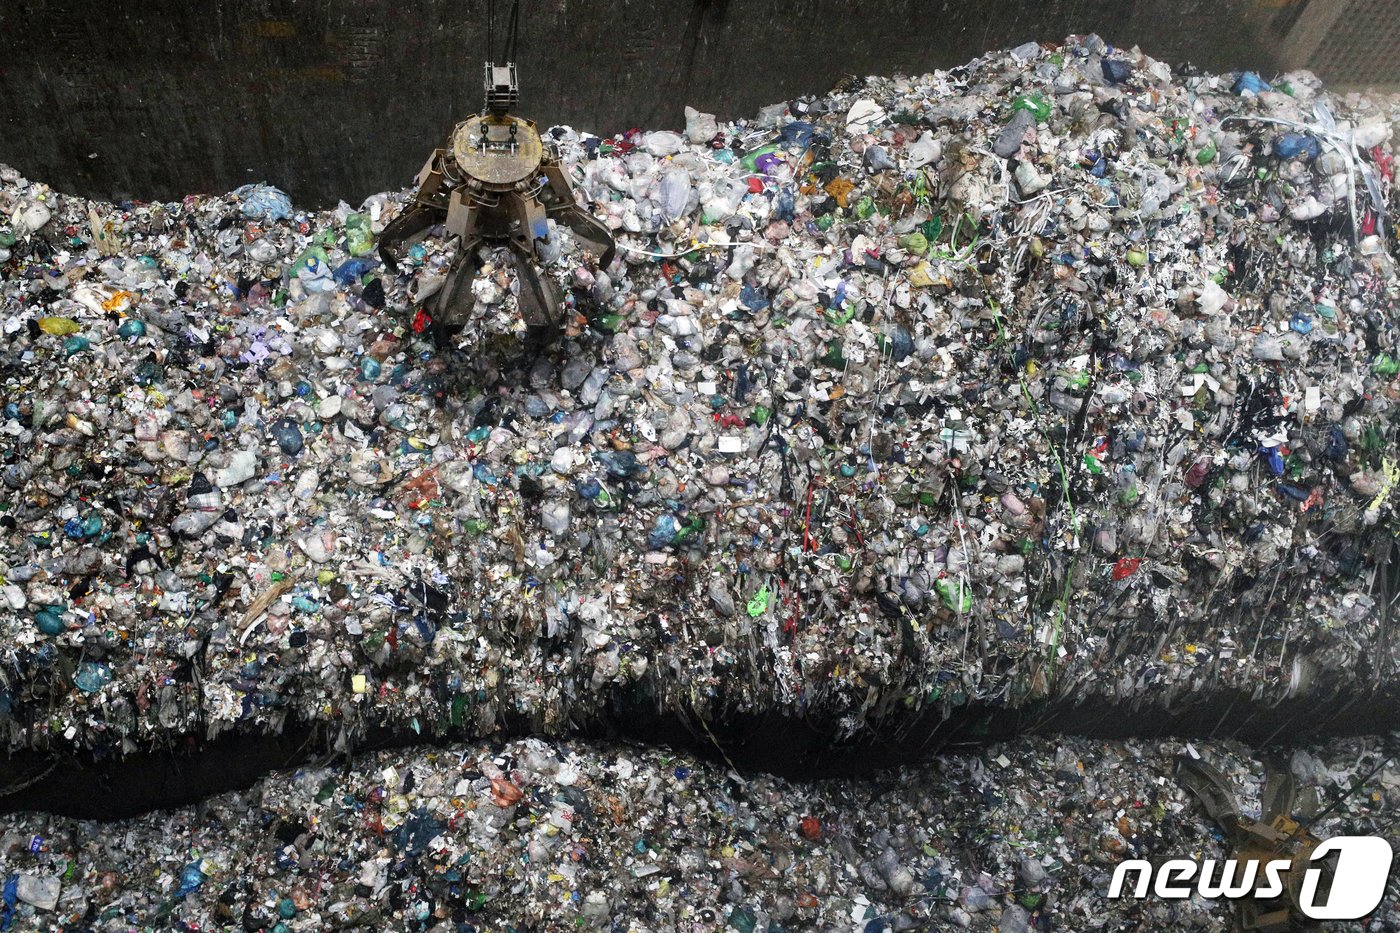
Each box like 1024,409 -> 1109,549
2,733 -> 1398,931
2,33 -> 1400,761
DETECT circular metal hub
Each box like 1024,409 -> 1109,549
452,115 -> 543,187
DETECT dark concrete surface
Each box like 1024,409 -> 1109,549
0,0 -> 1290,208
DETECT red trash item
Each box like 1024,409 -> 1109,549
490,777 -> 523,807
1112,558 -> 1142,581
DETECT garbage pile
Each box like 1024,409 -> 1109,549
3,33 -> 1400,759
2,733 -> 1397,931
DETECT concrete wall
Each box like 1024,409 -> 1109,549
1,0 -> 1286,208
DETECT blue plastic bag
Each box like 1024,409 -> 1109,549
233,183 -> 294,221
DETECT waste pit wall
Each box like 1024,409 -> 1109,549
0,0 -> 1293,206
3,36 -> 1400,822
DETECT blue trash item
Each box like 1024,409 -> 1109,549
884,325 -> 914,362
779,120 -> 813,149
332,256 -> 379,286
272,418 -> 304,456
175,861 -> 206,897
74,662 -> 112,694
594,450 -> 644,478
1,874 -> 16,932
390,808 -> 446,856
1275,133 -> 1321,161
740,283 -> 770,311
773,188 -> 796,222
1101,59 -> 1133,84
1325,425 -> 1348,460
1259,445 -> 1285,476
1233,72 -> 1272,95
647,515 -> 679,550
411,611 -> 436,644
232,183 -> 294,221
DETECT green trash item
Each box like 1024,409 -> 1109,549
739,145 -> 780,173
935,578 -> 973,613
35,605 -> 66,635
746,586 -> 770,617
824,304 -> 855,326
1374,354 -> 1400,376
288,245 -> 330,279
451,693 -> 469,726
674,515 -> 707,542
1196,143 -> 1218,165
898,231 -> 929,254
821,340 -> 846,368
728,906 -> 758,933
344,212 -> 375,256
1011,93 -> 1051,122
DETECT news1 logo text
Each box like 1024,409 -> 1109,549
1108,836 -> 1394,920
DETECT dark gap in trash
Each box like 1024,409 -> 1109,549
3,684 -> 1397,821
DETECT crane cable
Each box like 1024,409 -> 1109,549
487,0 -> 522,62
503,0 -> 521,61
